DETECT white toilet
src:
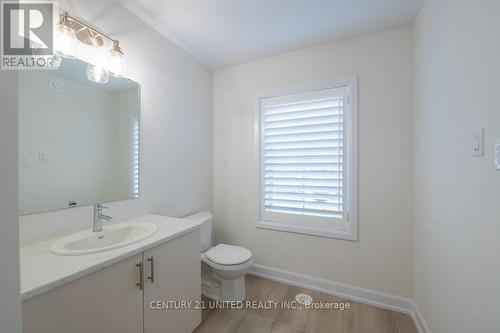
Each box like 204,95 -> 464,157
185,212 -> 253,302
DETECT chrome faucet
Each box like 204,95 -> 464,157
93,204 -> 112,232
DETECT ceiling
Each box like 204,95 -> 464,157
119,0 -> 424,69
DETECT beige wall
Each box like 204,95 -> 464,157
213,27 -> 414,297
414,0 -> 500,332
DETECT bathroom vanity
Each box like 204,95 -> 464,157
21,215 -> 203,333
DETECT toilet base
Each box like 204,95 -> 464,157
202,275 -> 246,302
219,276 -> 246,302
201,261 -> 249,302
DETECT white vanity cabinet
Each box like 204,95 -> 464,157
22,253 -> 144,333
143,229 -> 201,333
22,229 -> 201,333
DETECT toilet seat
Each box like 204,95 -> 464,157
204,244 -> 252,265
200,243 -> 253,302
201,255 -> 253,273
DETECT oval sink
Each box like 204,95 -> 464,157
51,222 -> 158,256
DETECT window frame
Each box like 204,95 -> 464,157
256,77 -> 358,241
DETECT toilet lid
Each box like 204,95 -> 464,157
204,244 -> 252,265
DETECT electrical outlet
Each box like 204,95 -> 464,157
38,152 -> 48,162
22,155 -> 32,167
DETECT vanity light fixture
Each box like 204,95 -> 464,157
55,12 -> 78,58
55,11 -> 127,81
108,40 -> 126,77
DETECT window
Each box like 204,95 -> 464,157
258,79 -> 358,240
131,116 -> 140,198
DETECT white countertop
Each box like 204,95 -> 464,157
20,214 -> 202,301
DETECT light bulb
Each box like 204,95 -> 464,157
107,41 -> 126,77
87,64 -> 109,83
108,54 -> 126,77
54,16 -> 78,58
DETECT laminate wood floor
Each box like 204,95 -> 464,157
194,275 -> 418,333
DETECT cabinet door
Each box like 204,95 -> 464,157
22,254 -> 144,333
143,230 -> 201,333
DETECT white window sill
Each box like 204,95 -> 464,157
256,220 -> 358,241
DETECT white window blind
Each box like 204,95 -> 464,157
258,81 -> 357,240
132,117 -> 139,198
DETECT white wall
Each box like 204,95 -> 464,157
0,71 -> 22,331
213,27 -> 414,297
414,0 -> 500,332
18,0 -> 213,242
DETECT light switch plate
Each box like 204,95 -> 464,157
472,128 -> 484,157
38,152 -> 48,162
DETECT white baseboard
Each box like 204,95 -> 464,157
249,264 -> 430,333
411,300 -> 432,333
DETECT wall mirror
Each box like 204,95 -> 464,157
18,58 -> 140,216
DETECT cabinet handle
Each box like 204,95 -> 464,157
136,262 -> 144,290
147,257 -> 155,283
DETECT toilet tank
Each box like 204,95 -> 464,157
183,211 -> 213,252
